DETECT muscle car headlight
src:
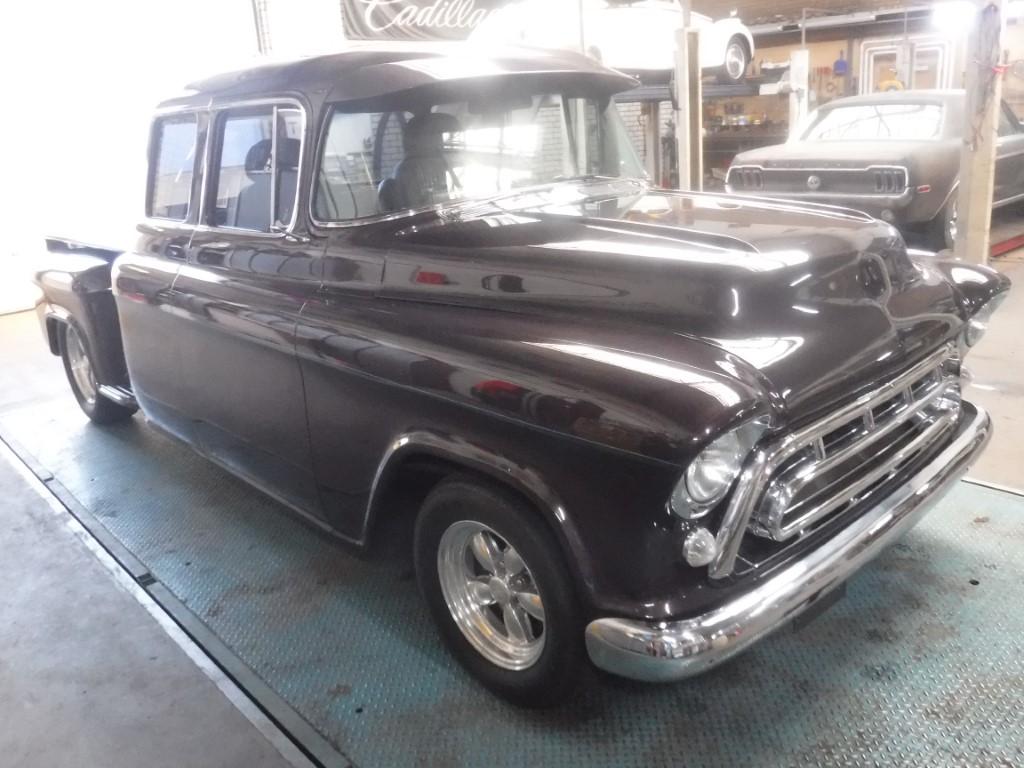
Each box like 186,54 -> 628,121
671,419 -> 767,518
964,293 -> 1006,347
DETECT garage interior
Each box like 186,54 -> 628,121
1,2 -> 1022,768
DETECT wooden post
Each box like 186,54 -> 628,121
674,1 -> 702,191
788,49 -> 810,139
955,1 -> 1005,264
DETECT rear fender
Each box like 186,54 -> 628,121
35,254 -> 129,389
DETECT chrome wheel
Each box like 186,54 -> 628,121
436,520 -> 545,670
724,41 -> 748,81
66,327 -> 97,405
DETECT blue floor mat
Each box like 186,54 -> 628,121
2,395 -> 1022,768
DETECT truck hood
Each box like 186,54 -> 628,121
379,185 -> 963,430
733,139 -> 960,170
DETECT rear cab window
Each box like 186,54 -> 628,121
148,116 -> 198,221
208,105 -> 304,233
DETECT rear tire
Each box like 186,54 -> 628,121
927,194 -> 958,251
59,324 -> 136,424
414,477 -> 583,707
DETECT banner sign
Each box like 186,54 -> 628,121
342,0 -> 513,41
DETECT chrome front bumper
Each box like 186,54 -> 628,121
585,402 -> 991,683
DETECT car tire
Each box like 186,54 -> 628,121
414,476 -> 583,707
59,324 -> 136,424
716,36 -> 750,84
927,194 -> 958,251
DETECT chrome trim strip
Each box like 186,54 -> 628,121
584,402 -> 991,683
709,344 -> 952,578
727,188 -> 914,203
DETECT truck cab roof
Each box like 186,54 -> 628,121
158,43 -> 637,111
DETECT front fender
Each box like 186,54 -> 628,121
916,257 -> 1012,318
365,428 -> 587,569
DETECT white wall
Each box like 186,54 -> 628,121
264,0 -> 346,56
0,0 -> 259,312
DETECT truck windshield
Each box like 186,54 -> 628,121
799,103 -> 944,142
314,93 -> 645,222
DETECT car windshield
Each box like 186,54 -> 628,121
314,92 -> 645,222
799,103 -> 945,141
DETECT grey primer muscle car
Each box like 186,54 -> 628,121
35,45 -> 1010,707
727,90 -> 1024,250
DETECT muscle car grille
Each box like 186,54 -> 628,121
749,345 -> 961,545
729,165 -> 907,195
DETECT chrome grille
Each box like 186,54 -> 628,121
709,345 -> 961,578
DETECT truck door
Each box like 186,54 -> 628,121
115,110 -> 202,441
174,101 -> 326,519
292,106 -> 392,542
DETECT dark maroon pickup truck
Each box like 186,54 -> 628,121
34,44 -> 1009,706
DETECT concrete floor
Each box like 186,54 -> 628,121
0,443 -> 305,768
961,254 -> 1024,489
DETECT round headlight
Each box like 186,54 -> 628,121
684,431 -> 744,504
670,419 -> 767,518
964,293 -> 1006,347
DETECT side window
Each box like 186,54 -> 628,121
315,110 -> 411,222
148,116 -> 197,221
211,106 -> 303,232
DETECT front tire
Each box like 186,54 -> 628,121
59,324 -> 136,424
717,36 -> 750,84
414,477 -> 583,707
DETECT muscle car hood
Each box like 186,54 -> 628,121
379,187 -> 964,431
732,139 -> 960,170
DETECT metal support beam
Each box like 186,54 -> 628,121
955,1 -> 1005,264
673,19 -> 702,191
642,102 -> 662,183
250,0 -> 272,55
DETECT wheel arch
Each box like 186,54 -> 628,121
708,18 -> 754,63
731,31 -> 753,59
364,431 -> 596,595
44,311 -> 66,356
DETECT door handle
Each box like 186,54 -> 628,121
165,243 -> 187,261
